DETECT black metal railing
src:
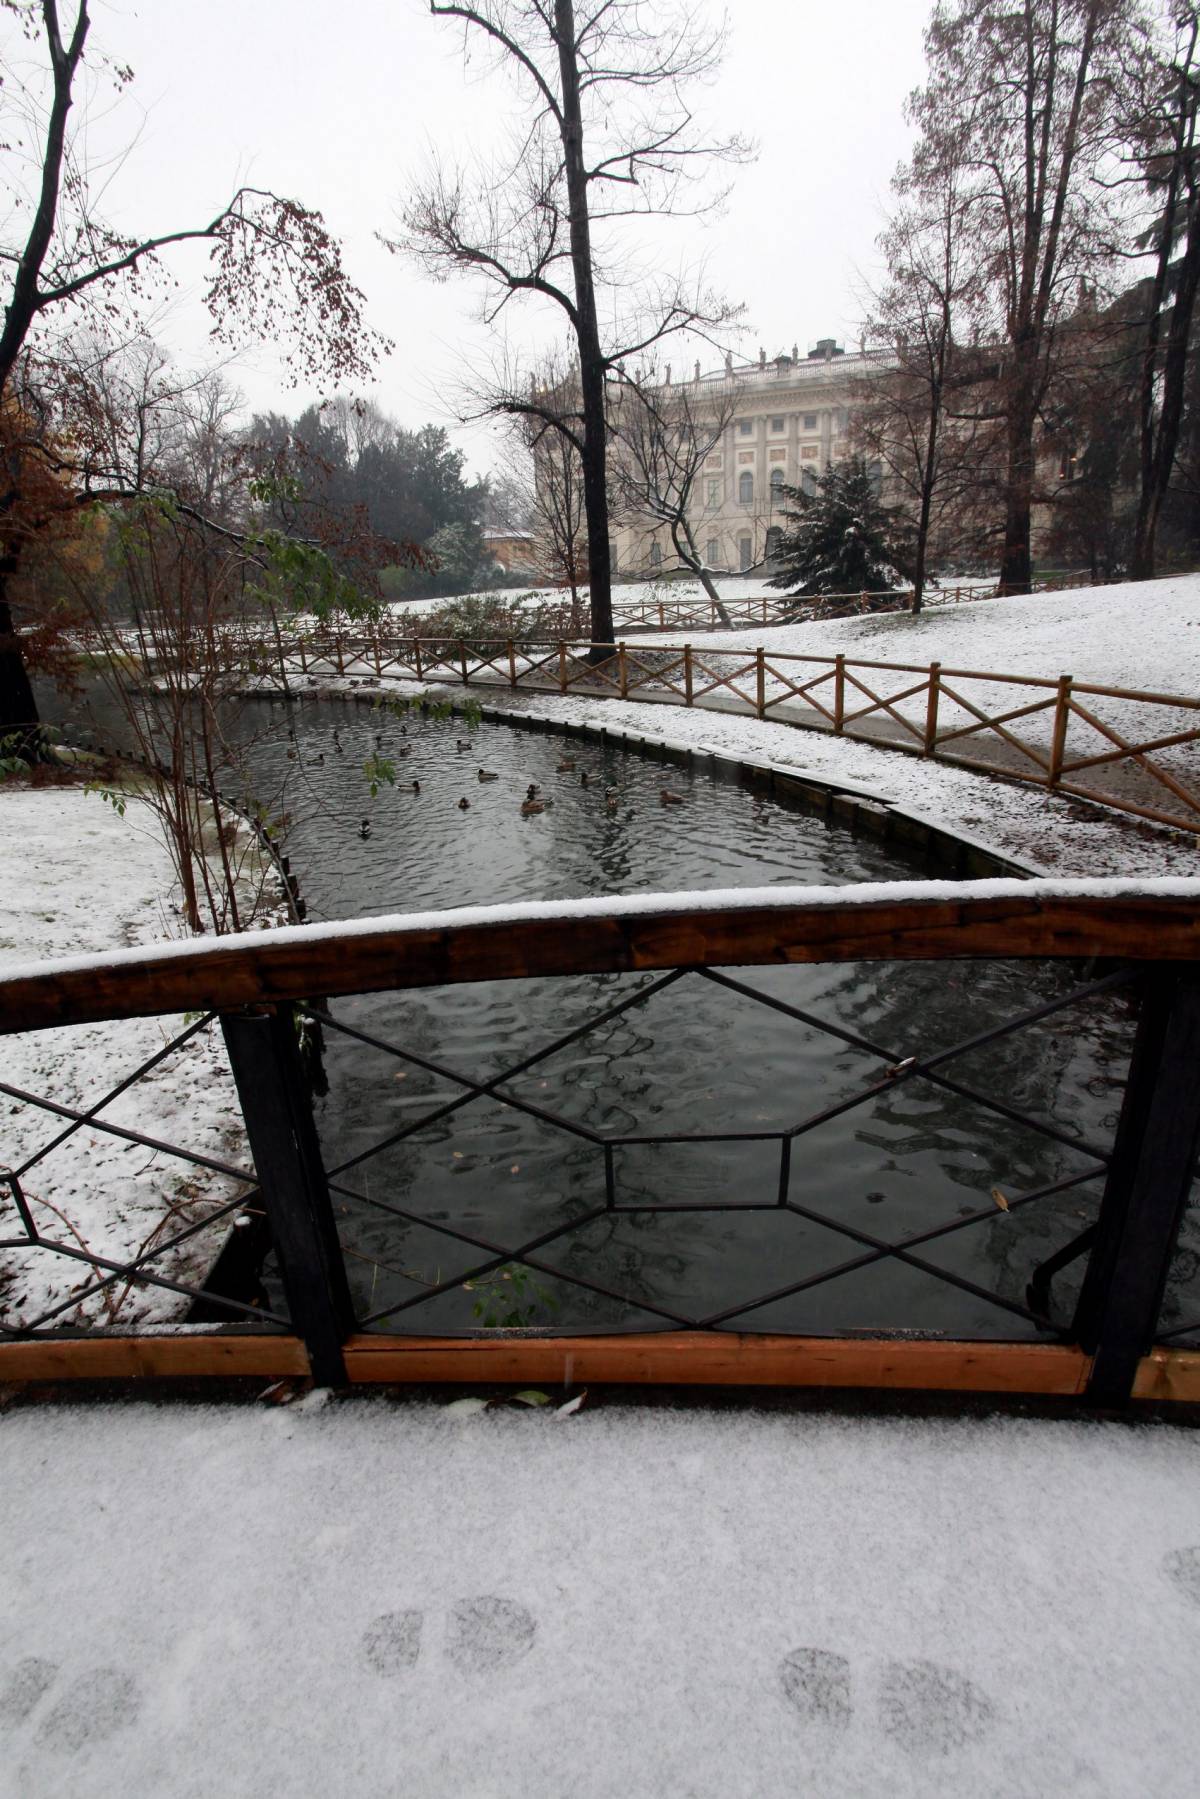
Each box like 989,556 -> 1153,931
2,886 -> 1199,1401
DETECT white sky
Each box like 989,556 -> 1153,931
63,0 -> 932,476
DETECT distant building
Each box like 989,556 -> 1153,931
610,339 -> 875,577
482,528 -> 537,575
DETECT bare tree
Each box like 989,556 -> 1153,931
857,169 -> 993,609
0,0 -> 384,745
396,0 -> 749,649
905,0 -> 1149,593
609,360 -> 739,622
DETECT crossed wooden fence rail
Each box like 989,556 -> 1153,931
195,624 -> 1200,835
2,886 -> 1200,1401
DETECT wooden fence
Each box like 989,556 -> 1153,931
2,886 -> 1200,1402
233,628 -> 1200,836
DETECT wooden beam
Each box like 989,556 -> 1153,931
3,891 -> 1199,1033
1132,1348 -> 1200,1403
340,1333 -> 1093,1395
0,1333 -> 308,1382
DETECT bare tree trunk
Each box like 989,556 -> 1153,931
0,560 -> 43,749
998,347 -> 1038,593
1131,209 -> 1200,580
675,517 -> 732,625
556,0 -> 613,654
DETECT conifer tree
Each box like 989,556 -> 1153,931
767,458 -> 913,597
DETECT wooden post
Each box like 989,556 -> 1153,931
221,1009 -> 353,1387
459,640 -> 469,686
923,661 -> 941,755
834,655 -> 846,732
658,599 -> 664,627
558,642 -> 568,693
298,639 -> 308,674
1048,675 -> 1073,785
1075,969 -> 1200,1405
507,638 -> 517,687
618,642 -> 629,698
334,635 -> 345,676
756,646 -> 766,719
413,638 -> 423,681
684,644 -> 693,706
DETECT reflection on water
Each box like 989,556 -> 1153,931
41,685 -> 1146,1340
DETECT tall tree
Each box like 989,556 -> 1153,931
767,458 -> 914,599
905,0 -> 1146,593
0,0 -> 381,744
1128,5 -> 1200,577
398,1 -> 748,649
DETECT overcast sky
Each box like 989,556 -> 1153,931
64,0 -> 933,475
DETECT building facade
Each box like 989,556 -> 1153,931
610,339 -> 871,578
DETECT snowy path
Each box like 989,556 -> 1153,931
1,1397 -> 1198,1799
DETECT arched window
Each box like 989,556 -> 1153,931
738,470 -> 754,505
649,540 -> 662,567
769,467 -> 785,503
801,468 -> 818,498
738,535 -> 753,572
765,526 -> 783,561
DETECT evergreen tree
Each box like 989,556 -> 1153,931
768,459 -> 913,595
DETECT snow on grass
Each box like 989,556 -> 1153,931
0,788 -> 253,1331
1,1396 -> 1198,1798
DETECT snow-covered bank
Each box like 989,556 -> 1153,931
644,571 -> 1200,697
0,789 -> 250,1329
1,1396 -> 1197,1799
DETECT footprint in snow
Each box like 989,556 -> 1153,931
778,1646 -> 994,1755
361,1595 -> 536,1679
0,1657 -> 142,1753
1161,1546 -> 1200,1606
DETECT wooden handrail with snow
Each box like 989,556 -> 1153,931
2,884 -> 1199,1035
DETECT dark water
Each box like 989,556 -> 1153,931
42,684 -> 1164,1341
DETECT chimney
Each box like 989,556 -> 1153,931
694,359 -> 700,382
759,346 -> 766,368
666,363 -> 671,386
792,342 -> 798,363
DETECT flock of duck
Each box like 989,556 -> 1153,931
290,721 -> 688,839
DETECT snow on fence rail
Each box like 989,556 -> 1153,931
2,884 -> 1200,1403
194,622 -> 1200,834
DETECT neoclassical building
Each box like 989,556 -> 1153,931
610,339 -> 870,577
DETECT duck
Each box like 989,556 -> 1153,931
556,758 -> 575,773
397,744 -> 412,758
400,724 -> 408,737
526,784 -> 542,800
521,798 -> 545,816
286,748 -> 297,761
411,779 -> 421,794
333,731 -> 343,754
458,796 -> 471,811
477,768 -> 499,782
579,770 -> 589,787
374,732 -> 383,749
359,819 -> 371,840
604,789 -> 619,811
660,789 -> 685,805
456,739 -> 472,752
307,753 -> 325,767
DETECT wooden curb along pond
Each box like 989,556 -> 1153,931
3,884 -> 1200,1404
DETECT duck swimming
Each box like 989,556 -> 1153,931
660,789 -> 685,805
521,798 -> 545,816
458,796 -> 471,810
359,818 -> 371,839
477,768 -> 499,782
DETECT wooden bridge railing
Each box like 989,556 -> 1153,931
3,883 -> 1200,1401
229,627 -> 1200,835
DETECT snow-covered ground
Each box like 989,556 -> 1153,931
0,789 -> 254,1329
1,1395 -> 1198,1799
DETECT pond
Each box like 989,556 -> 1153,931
40,683 -> 1165,1342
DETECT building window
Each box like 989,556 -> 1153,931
769,467 -> 785,502
803,412 -> 817,430
738,470 -> 754,504
867,460 -> 882,495
801,468 -> 818,497
706,538 -> 721,567
770,416 -> 785,432
765,526 -> 783,560
800,444 -> 819,459
608,538 -> 618,574
707,478 -> 721,506
739,535 -> 753,571
738,419 -> 753,435
649,540 -> 662,566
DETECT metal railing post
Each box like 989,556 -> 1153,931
924,661 -> 941,755
221,1008 -> 353,1386
834,655 -> 846,732
1074,968 -> 1200,1405
1048,675 -> 1073,785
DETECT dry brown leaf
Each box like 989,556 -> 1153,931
991,1187 -> 1010,1212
